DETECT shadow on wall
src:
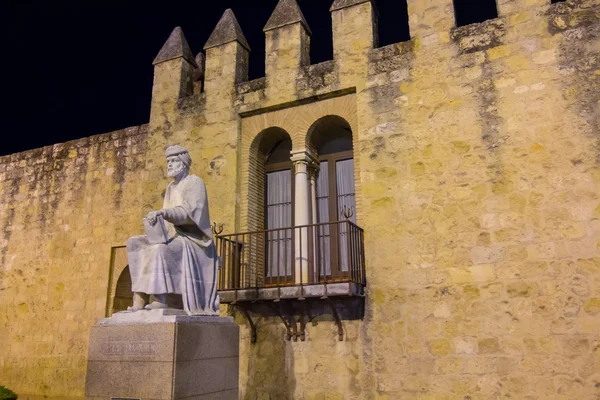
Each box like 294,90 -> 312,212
238,298 -> 364,399
112,266 -> 133,313
242,315 -> 296,400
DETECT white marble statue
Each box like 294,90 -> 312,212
125,145 -> 220,316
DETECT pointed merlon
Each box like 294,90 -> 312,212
263,0 -> 312,35
153,26 -> 197,67
330,0 -> 377,13
204,9 -> 250,51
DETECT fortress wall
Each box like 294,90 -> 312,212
0,126 -> 152,397
233,0 -> 600,397
1,0 -> 599,398
354,0 -> 600,397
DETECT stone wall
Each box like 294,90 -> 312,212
1,0 -> 599,398
354,0 -> 600,396
0,126 -> 151,397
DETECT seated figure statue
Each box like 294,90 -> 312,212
126,145 -> 220,315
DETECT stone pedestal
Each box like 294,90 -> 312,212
85,309 -> 239,400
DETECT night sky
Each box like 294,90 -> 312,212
2,1 -> 414,156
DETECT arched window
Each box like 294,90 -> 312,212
310,116 -> 355,224
236,118 -> 358,288
265,137 -> 294,229
308,116 -> 355,280
246,127 -> 294,284
265,137 -> 293,281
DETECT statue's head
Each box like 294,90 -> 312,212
165,145 -> 192,178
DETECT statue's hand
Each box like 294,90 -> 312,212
145,210 -> 164,226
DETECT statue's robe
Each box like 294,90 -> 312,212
126,174 -> 219,315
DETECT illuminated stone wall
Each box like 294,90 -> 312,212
1,0 -> 599,398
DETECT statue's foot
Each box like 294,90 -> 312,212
126,305 -> 146,312
144,301 -> 168,310
129,292 -> 149,312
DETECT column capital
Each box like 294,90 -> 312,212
293,159 -> 309,174
291,149 -> 318,175
307,162 -> 319,180
290,148 -> 318,163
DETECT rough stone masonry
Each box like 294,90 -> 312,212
1,0 -> 599,398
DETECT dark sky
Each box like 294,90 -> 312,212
2,0 -> 413,156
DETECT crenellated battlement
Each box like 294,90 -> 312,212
149,0 -> 598,119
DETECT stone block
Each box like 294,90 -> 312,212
471,247 -> 504,265
85,313 -> 239,399
430,339 -> 452,356
86,361 -> 174,399
506,281 -> 538,297
174,358 -> 239,398
453,337 -> 477,354
583,298 -> 600,315
478,338 -> 501,354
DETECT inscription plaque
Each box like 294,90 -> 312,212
102,341 -> 156,356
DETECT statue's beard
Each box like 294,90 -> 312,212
167,164 -> 185,177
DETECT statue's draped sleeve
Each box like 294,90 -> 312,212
162,207 -> 191,225
164,175 -> 213,247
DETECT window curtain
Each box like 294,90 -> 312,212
316,161 -> 331,276
336,159 -> 356,272
266,170 -> 292,277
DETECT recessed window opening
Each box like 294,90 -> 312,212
375,0 -> 411,46
112,266 -> 133,314
263,135 -> 294,282
313,123 -> 353,156
453,0 -> 498,27
308,116 -> 355,279
266,138 -> 292,164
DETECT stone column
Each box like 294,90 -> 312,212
290,150 -> 317,284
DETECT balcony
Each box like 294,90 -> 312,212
217,220 -> 366,302
216,220 -> 366,342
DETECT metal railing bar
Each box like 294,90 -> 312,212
218,220 -> 363,238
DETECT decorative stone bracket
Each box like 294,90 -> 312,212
228,296 -> 363,344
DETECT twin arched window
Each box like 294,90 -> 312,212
260,116 -> 356,281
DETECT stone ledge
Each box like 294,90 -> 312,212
99,308 -> 233,326
237,77 -> 267,95
450,18 -> 507,54
219,281 -> 364,303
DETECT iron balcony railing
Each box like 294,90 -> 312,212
216,220 -> 366,290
